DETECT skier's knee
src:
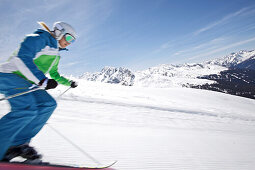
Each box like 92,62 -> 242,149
47,98 -> 57,111
52,99 -> 57,110
40,97 -> 57,113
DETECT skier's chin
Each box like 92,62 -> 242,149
59,43 -> 68,48
59,44 -> 65,48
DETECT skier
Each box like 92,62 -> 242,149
0,21 -> 78,162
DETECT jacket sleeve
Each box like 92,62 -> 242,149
49,58 -> 71,86
16,35 -> 47,84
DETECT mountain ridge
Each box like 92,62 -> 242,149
79,49 -> 255,88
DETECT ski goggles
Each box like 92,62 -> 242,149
64,33 -> 75,43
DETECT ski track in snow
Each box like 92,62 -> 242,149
1,85 -> 255,170
59,95 -> 255,122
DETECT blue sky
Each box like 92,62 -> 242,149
0,0 -> 255,75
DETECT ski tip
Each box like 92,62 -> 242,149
108,160 -> 117,167
0,160 -> 118,170
92,160 -> 117,169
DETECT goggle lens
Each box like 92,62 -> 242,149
64,34 -> 75,43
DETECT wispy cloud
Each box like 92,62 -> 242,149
0,0 -> 115,63
171,37 -> 226,57
160,41 -> 175,50
244,24 -> 255,32
188,36 -> 255,61
61,62 -> 80,67
192,37 -> 226,50
193,7 -> 251,36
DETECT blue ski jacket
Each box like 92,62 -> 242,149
0,29 -> 71,86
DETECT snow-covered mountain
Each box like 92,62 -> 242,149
135,50 -> 255,87
234,55 -> 255,70
207,50 -> 255,67
80,66 -> 135,86
189,50 -> 255,99
134,63 -> 226,87
79,50 -> 255,88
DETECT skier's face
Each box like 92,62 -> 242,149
59,36 -> 70,48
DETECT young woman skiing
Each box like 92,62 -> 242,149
0,21 -> 78,162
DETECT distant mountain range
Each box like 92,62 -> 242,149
80,66 -> 135,86
80,49 -> 255,99
191,50 -> 255,99
234,55 -> 255,70
206,50 -> 255,67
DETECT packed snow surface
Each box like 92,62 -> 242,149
1,79 -> 255,170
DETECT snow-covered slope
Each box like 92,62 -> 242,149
1,50 -> 255,169
0,80 -> 255,170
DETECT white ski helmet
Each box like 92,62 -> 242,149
53,21 -> 77,41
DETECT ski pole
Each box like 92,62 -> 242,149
0,86 -> 44,101
50,88 -> 104,165
47,124 -> 102,165
57,87 -> 72,100
1,85 -> 72,101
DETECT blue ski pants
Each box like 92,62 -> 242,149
0,73 -> 57,160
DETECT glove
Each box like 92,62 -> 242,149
39,78 -> 58,90
70,80 -> 78,88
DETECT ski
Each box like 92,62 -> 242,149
0,161 -> 117,170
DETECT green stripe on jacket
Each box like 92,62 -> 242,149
13,55 -> 71,86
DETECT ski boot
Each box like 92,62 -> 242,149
1,146 -> 21,162
1,144 -> 42,162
